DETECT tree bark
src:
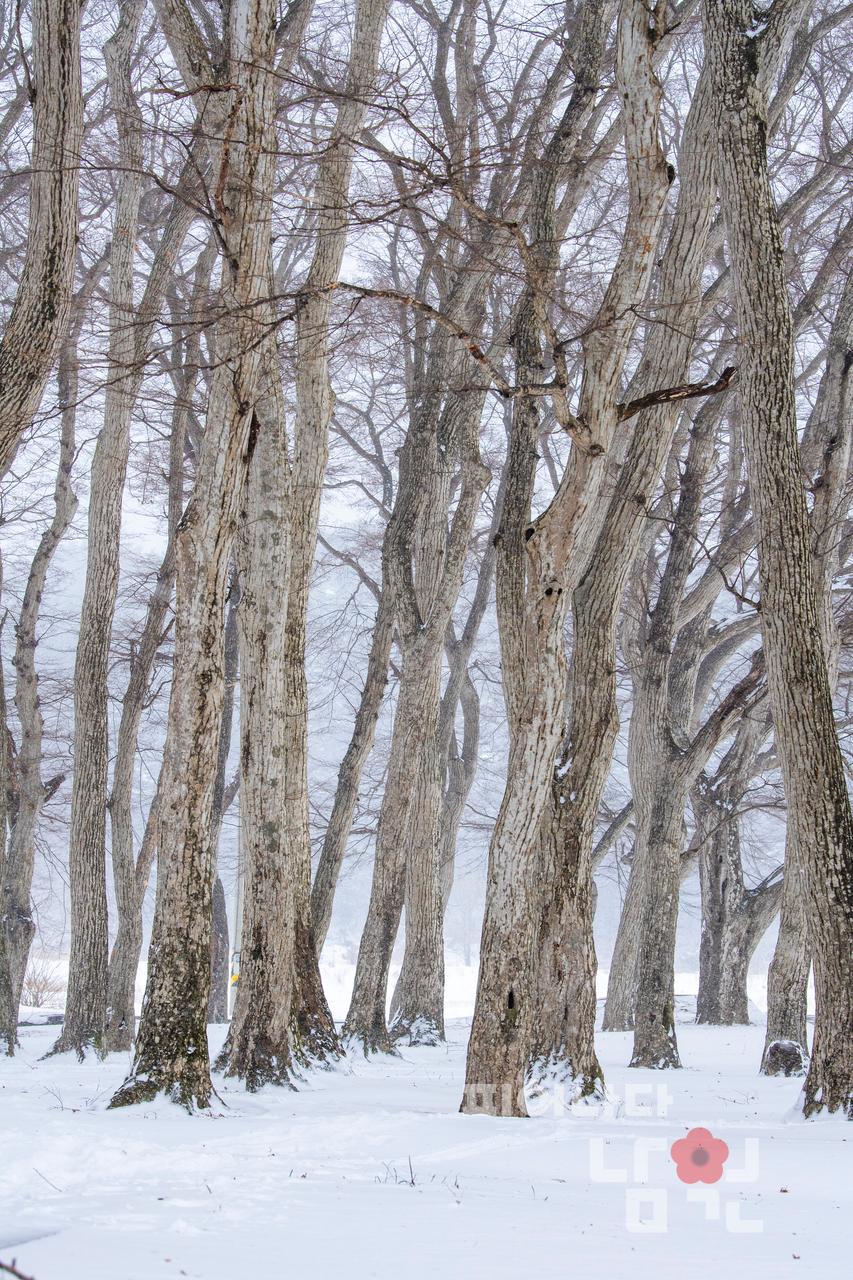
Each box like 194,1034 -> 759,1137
706,0 -> 853,1118
110,0 -> 280,1110
104,235 -> 214,1053
0,268 -> 96,1037
217,377 -> 297,1089
694,713 -> 783,1027
55,0 -> 146,1058
280,0 -> 391,1066
760,841 -> 810,1076
0,0 -> 83,478
464,0 -> 668,1116
310,584 -> 394,951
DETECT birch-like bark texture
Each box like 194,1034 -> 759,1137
110,0 -> 280,1110
705,0 -> 853,1118
0,0 -> 83,478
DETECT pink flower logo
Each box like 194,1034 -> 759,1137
670,1127 -> 729,1184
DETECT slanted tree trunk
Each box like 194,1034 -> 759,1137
0,0 -> 83,477
310,584 -> 394,950
344,379 -> 488,1051
602,857 -> 641,1032
0,269 -> 96,1033
110,0 -> 280,1110
706,0 -> 853,1118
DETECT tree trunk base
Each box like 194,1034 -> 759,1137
761,1037 -> 808,1078
526,1052 -> 606,1113
341,1023 -> 399,1058
803,1049 -> 853,1118
214,1038 -> 297,1093
109,1058 -> 217,1111
629,1032 -> 681,1070
390,1013 -> 444,1047
46,1029 -> 105,1062
103,1014 -> 134,1054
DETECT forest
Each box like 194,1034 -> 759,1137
0,4 -> 852,1271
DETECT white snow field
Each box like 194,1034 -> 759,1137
1,1008 -> 849,1280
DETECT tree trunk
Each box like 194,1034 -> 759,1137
57,0 -> 195,1056
602,857 -> 642,1031
207,877 -> 229,1024
0,0 -> 83,477
205,571 -> 239,1026
217,378 -> 297,1089
760,248 -> 853,1077
464,0 -> 668,1115
310,584 -> 394,950
104,235 -> 213,1053
389,649 -> 446,1046
760,843 -> 810,1076
110,0 -> 280,1110
0,602 -> 15,1053
706,0 -> 853,1118
694,720 -> 783,1027
0,268 -> 94,1038
278,0 -> 390,1066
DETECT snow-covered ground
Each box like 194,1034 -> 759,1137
1,1006 -> 848,1279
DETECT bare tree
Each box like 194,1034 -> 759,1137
0,0 -> 83,477
111,0 -> 283,1110
705,0 -> 853,1118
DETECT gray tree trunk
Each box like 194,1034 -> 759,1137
0,0 -> 83,477
104,235 -> 214,1053
706,0 -> 853,1118
464,0 -> 668,1115
55,0 -> 146,1059
110,0 -> 281,1110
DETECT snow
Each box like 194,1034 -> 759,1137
1,1009 -> 849,1279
